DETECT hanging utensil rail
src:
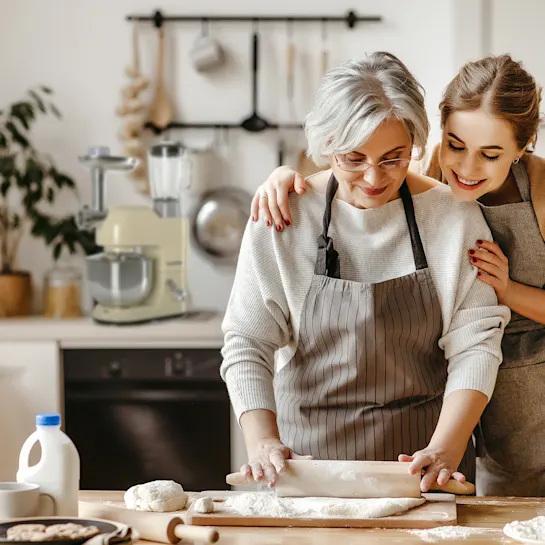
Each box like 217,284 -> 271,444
126,10 -> 382,29
127,9 -> 383,133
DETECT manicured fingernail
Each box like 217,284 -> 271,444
266,220 -> 271,227
468,249 -> 475,255
276,225 -> 282,232
471,257 -> 477,263
284,219 -> 291,226
477,239 -> 483,244
477,271 -> 481,276
252,216 -> 257,222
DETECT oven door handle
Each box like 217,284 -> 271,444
66,389 -> 229,402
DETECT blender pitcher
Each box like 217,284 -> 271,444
148,141 -> 192,217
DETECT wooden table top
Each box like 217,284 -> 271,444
79,491 -> 545,544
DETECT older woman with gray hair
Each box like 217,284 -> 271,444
221,52 -> 509,491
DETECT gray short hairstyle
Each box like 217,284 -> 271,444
305,51 -> 429,165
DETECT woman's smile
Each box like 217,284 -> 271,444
451,170 -> 487,191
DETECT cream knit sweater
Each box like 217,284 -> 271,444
221,177 -> 510,422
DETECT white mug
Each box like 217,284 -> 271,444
0,482 -> 55,519
190,34 -> 224,72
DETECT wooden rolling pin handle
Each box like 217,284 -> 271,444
173,524 -> 219,544
226,472 -> 250,486
432,479 -> 476,495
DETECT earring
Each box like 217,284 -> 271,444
513,157 -> 520,164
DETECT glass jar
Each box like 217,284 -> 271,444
43,266 -> 82,318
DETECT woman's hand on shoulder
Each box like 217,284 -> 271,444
469,239 -> 512,305
250,166 -> 307,230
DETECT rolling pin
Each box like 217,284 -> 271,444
78,500 -> 219,544
226,459 -> 476,497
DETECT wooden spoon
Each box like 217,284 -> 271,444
149,26 -> 173,129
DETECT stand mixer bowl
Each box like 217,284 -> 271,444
87,252 -> 153,307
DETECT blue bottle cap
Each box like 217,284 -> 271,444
36,413 -> 61,426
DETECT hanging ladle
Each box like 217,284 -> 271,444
241,31 -> 270,132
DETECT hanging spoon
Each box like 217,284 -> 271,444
149,26 -> 173,129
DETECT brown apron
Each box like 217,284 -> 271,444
274,174 -> 475,478
477,162 -> 545,496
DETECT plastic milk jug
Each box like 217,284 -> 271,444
16,413 -> 80,516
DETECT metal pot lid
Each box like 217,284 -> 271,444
192,187 -> 251,264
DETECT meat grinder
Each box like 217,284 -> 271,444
78,145 -> 189,324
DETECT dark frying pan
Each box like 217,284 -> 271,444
0,518 -> 121,545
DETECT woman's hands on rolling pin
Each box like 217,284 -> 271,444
250,166 -> 307,229
240,409 -> 312,486
242,438 -> 312,486
398,446 -> 467,492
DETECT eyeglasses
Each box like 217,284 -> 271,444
334,154 -> 411,173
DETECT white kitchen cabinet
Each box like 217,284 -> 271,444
0,342 -> 61,480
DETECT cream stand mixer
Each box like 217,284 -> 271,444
78,144 -> 189,324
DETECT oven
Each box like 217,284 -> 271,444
63,348 -> 230,491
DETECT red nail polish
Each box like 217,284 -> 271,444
477,239 -> 483,244
477,271 -> 481,276
285,219 -> 291,226
471,257 -> 477,263
469,249 -> 475,255
266,220 -> 271,227
276,225 -> 282,232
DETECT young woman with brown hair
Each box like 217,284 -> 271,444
252,54 -> 545,496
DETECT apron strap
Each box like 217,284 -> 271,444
316,176 -> 428,276
315,174 -> 341,278
399,181 -> 428,270
511,162 -> 531,202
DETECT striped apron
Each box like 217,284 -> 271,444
476,161 -> 545,496
274,174 -> 475,478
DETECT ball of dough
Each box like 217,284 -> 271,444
193,496 -> 214,514
124,480 -> 187,512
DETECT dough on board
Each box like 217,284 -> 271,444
193,496 -> 215,514
124,480 -> 187,512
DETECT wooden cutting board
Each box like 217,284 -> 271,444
186,491 -> 457,529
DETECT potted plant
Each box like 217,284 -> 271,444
0,87 -> 98,316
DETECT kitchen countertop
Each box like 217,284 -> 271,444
0,314 -> 223,348
80,491 -> 545,544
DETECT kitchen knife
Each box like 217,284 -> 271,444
226,459 -> 475,497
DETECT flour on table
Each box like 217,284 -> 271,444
223,492 -> 425,519
410,526 -> 498,541
504,516 -> 545,543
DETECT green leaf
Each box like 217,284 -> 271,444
49,103 -> 61,119
0,155 -> 15,177
0,180 -> 10,197
53,241 -> 63,260
5,121 -> 29,148
28,90 -> 46,113
10,102 -> 35,131
52,172 -> 75,189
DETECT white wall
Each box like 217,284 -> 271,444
488,0 -> 545,156
0,0 -> 465,314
